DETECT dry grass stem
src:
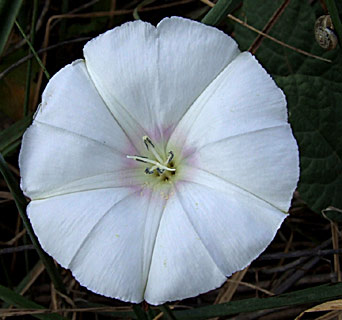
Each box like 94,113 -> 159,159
199,0 -> 332,63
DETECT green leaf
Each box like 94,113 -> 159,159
0,0 -> 22,56
233,0 -> 335,76
0,114 -> 32,156
0,284 -> 68,320
276,72 -> 342,220
173,283 -> 342,319
0,154 -> 66,293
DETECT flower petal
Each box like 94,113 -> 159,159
145,167 -> 287,304
34,60 -> 131,152
68,189 -> 169,302
189,125 -> 299,211
145,194 -> 226,305
28,187 -> 170,303
19,60 -> 135,200
155,17 -> 239,138
28,188 -> 133,269
83,17 -> 239,142
168,52 -> 288,150
174,176 -> 285,280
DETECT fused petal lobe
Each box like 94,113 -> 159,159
84,17 -> 240,143
168,52 -> 288,150
19,60 -> 134,200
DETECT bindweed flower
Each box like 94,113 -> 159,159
19,17 -> 299,305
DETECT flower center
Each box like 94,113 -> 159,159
127,136 -> 176,176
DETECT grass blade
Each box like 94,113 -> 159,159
173,283 -> 342,319
0,0 -> 22,56
15,20 -> 50,80
0,154 -> 66,294
132,304 -> 148,320
0,284 -> 68,320
201,0 -> 232,26
24,0 -> 39,116
0,114 -> 32,156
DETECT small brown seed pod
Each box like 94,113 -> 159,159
314,15 -> 338,50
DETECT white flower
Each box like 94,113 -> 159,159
19,17 -> 299,305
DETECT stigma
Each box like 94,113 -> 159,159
127,136 -> 176,175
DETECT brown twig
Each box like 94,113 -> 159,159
199,0 -> 331,63
0,244 -> 34,255
248,0 -> 291,54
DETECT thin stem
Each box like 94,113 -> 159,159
15,19 -> 50,80
159,305 -> 178,320
200,0 -> 332,63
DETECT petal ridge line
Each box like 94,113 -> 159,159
30,175 -> 142,201
180,166 -> 286,213
183,123 -> 290,160
83,60 -> 142,153
67,189 -> 140,269
166,51 -> 241,149
34,120 -> 127,155
143,185 -> 173,297
173,183 -> 227,277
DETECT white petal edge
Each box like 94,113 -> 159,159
168,52 -> 288,151
31,60 -> 131,152
68,188 -> 169,303
188,125 -> 299,211
19,122 -> 135,200
83,17 -> 240,143
19,60 -> 135,200
144,193 -> 226,305
174,179 -> 286,278
28,187 -> 171,303
145,174 -> 286,304
28,188 -> 134,269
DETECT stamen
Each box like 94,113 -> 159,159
157,168 -> 165,174
129,155 -> 148,163
145,167 -> 154,174
143,136 -> 163,163
126,136 -> 176,176
126,155 -> 176,172
165,151 -> 174,164
143,136 -> 154,150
